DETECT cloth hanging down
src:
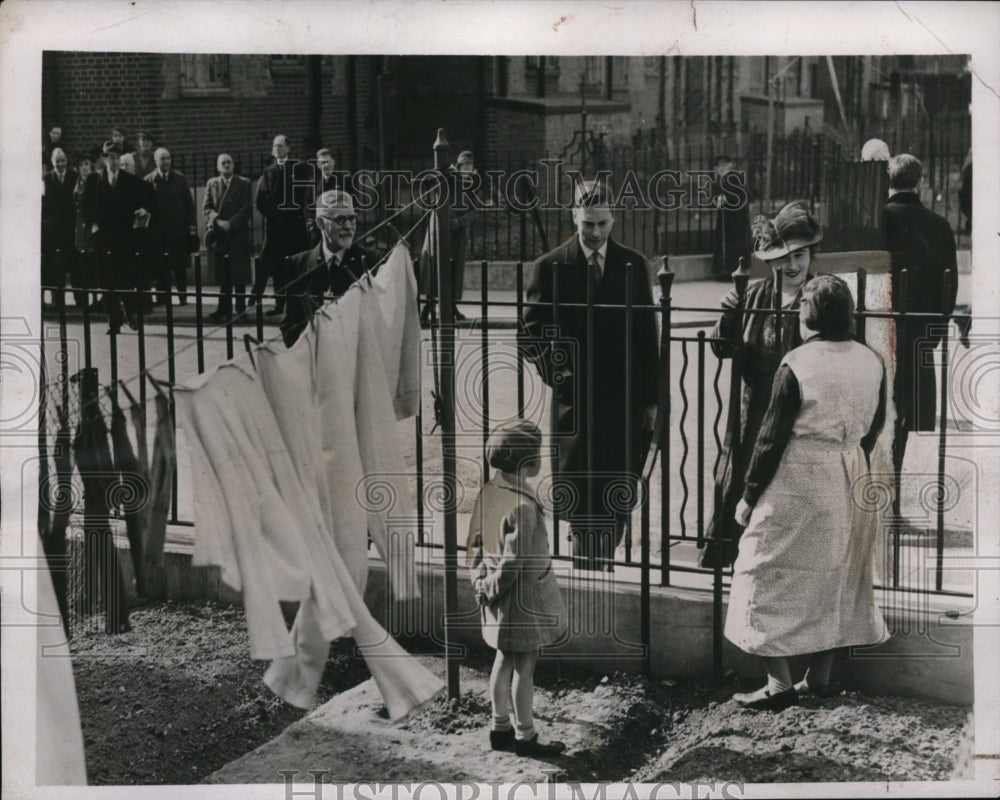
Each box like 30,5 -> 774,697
107,390 -> 148,597
144,392 -> 176,569
175,359 -> 356,660
256,336 -> 443,714
72,369 -> 131,634
372,242 -> 422,420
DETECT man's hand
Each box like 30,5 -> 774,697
91,223 -> 99,234
735,498 -> 753,527
217,219 -> 231,232
643,404 -> 657,432
473,578 -> 489,608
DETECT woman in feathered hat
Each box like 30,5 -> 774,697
701,200 -> 823,568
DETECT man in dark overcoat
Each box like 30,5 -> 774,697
254,134 -> 310,316
883,153 -> 958,476
281,190 -> 380,347
520,181 -> 659,571
82,141 -> 154,333
203,153 -> 254,322
42,147 -> 81,307
146,147 -> 196,304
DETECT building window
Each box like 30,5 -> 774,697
270,54 -> 305,72
612,57 -> 629,90
583,56 -> 604,94
180,54 -> 230,93
525,56 -> 560,97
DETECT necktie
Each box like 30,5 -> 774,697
589,250 -> 602,288
109,172 -> 117,188
328,254 -> 339,289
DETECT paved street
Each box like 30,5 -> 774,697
41,275 -> 977,599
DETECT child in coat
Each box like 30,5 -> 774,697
467,420 -> 567,757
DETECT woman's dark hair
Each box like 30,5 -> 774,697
799,274 -> 854,340
487,420 -> 542,473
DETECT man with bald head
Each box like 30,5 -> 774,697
254,134 -> 310,315
280,190 -> 380,346
146,146 -> 197,304
204,153 -> 253,322
42,147 -> 80,307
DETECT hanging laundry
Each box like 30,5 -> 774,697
257,335 -> 444,714
175,358 -> 355,660
372,242 -> 422,419
356,287 -> 420,601
144,391 -> 176,571
72,368 -> 131,634
107,389 -> 148,597
312,297 -> 373,594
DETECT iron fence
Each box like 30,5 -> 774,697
39,235 -> 973,679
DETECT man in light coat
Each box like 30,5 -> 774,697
203,153 -> 253,322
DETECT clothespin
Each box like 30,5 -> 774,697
116,379 -> 140,408
243,334 -> 258,370
387,223 -> 410,252
146,373 -> 169,398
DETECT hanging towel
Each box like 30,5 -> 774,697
72,369 -> 131,634
312,299 -> 372,594
143,393 -> 176,568
372,242 -> 422,419
356,288 -> 420,601
258,332 -> 444,714
108,390 -> 148,596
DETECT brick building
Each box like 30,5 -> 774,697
43,52 -> 969,175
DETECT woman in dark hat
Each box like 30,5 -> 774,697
702,200 -> 823,568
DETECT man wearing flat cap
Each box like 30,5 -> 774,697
82,140 -> 154,333
280,190 -> 380,347
130,130 -> 157,178
520,180 -> 659,571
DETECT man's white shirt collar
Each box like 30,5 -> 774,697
322,238 -> 346,266
579,239 -> 608,272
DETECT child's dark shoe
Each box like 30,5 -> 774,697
514,734 -> 566,758
490,728 -> 515,751
733,685 -> 799,711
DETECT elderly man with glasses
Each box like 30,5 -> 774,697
280,190 -> 380,347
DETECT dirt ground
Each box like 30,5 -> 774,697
69,601 -> 371,785
70,600 -> 971,786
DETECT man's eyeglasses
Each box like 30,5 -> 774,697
322,214 -> 357,226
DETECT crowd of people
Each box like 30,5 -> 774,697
41,121 -> 965,748
39,125 -> 374,333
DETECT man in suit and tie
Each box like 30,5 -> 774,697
42,147 -> 82,308
146,147 -> 197,305
281,190 -> 380,347
254,134 -> 310,316
520,181 -> 660,571
306,147 -> 348,246
82,141 -> 153,333
203,153 -> 254,323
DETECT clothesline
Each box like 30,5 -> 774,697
114,208 -> 431,401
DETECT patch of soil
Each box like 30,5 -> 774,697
633,680 -> 970,783
70,601 -> 371,785
72,609 -> 971,785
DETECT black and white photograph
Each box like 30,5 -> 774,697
2,2 -> 998,798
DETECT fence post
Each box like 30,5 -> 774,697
433,128 -> 460,701
936,269 -> 953,591
657,259 -> 674,587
